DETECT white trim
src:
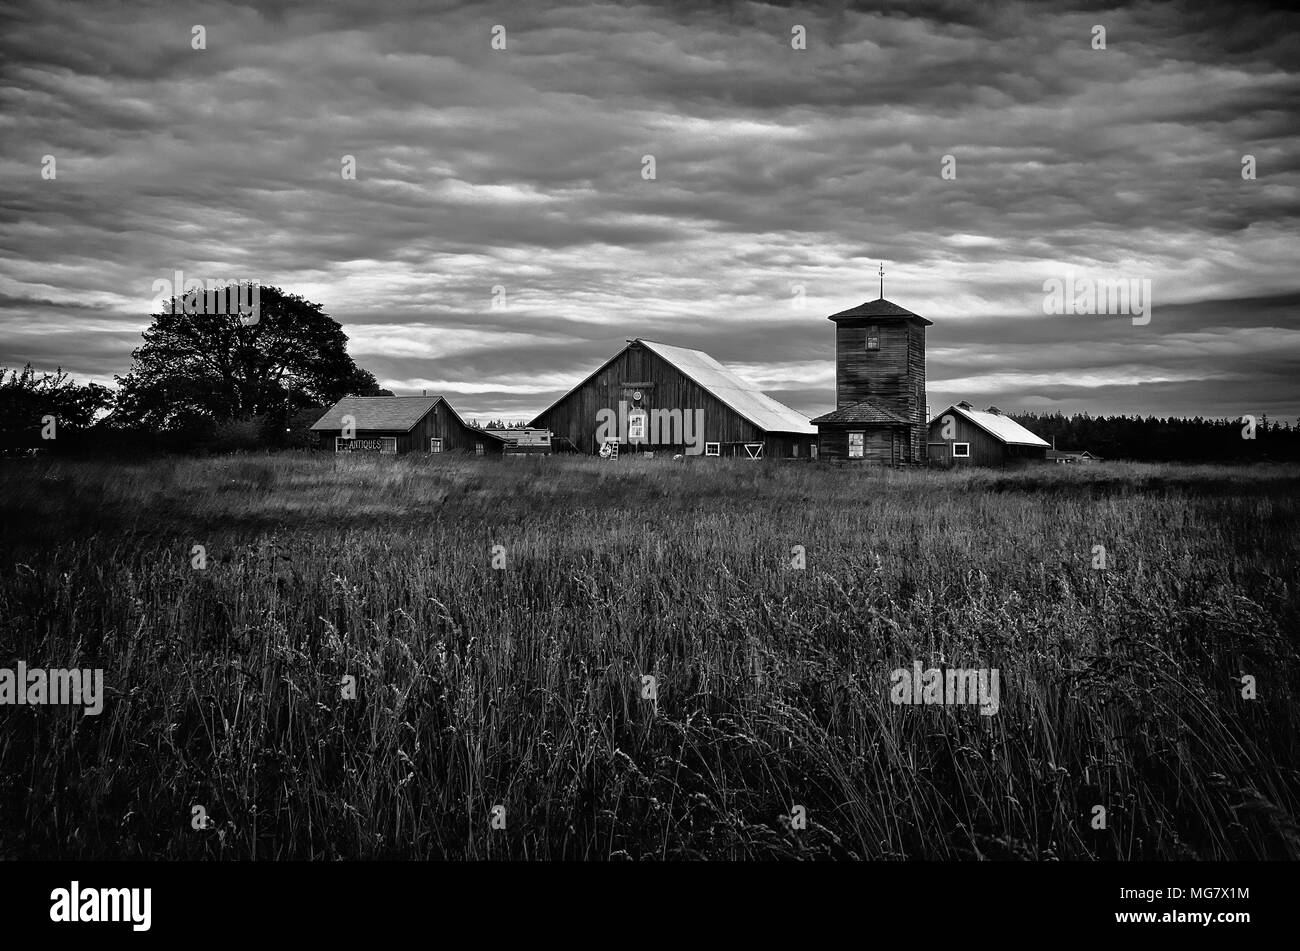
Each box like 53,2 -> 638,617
704,442 -> 720,457
952,441 -> 970,458
429,437 -> 444,453
743,442 -> 764,459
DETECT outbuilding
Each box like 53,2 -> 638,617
927,402 -> 1050,466
311,395 -> 508,455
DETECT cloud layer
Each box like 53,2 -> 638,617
2,0 -> 1298,421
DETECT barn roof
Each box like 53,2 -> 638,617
827,298 -> 933,325
809,398 -> 908,426
930,403 -> 1050,448
310,395 -> 510,439
637,340 -> 817,435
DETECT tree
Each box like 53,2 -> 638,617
112,284 -> 383,432
0,364 -> 112,450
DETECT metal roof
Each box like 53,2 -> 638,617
827,298 -> 932,324
311,395 -> 441,432
810,399 -> 908,426
929,403 -> 1050,447
637,340 -> 817,435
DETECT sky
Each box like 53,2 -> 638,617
2,0 -> 1298,423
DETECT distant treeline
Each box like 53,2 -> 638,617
1008,411 -> 1300,462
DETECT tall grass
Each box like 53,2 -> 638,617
1,454 -> 1297,859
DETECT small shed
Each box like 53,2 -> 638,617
927,402 -> 1049,466
311,395 -> 508,455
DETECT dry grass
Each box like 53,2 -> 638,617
1,453 -> 1297,859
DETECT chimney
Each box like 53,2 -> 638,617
987,405 -> 1002,415
956,400 -> 973,410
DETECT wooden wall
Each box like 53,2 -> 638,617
532,342 -> 815,458
818,425 -> 903,463
925,413 -> 1047,467
316,400 -> 505,455
833,318 -> 927,461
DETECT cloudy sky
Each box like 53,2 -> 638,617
2,0 -> 1298,423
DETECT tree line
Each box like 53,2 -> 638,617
1008,411 -> 1300,462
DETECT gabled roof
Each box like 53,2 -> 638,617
636,340 -> 816,435
827,297 -> 932,325
810,398 -> 908,426
530,338 -> 816,435
929,403 -> 1050,448
312,396 -> 440,432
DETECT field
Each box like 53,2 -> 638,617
1,454 -> 1298,860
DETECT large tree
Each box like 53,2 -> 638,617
113,284 -> 384,430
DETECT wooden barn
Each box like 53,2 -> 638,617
530,338 -> 816,458
311,395 -> 508,455
812,298 -> 931,462
927,402 -> 1050,466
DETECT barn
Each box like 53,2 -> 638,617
812,298 -> 931,462
529,338 -> 816,458
927,402 -> 1050,466
311,395 -> 508,455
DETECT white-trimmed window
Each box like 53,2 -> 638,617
865,326 -> 880,351
429,438 -> 444,453
848,432 -> 865,458
952,442 -> 970,458
704,442 -> 720,457
628,409 -> 647,440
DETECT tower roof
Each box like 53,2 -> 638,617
827,298 -> 932,324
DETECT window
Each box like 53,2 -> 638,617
704,442 -> 720,457
429,438 -> 443,453
848,432 -> 865,458
792,443 -> 799,457
865,326 -> 880,351
952,442 -> 970,458
628,410 -> 647,440
475,442 -> 484,456
810,444 -> 818,460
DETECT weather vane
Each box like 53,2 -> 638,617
879,261 -> 884,299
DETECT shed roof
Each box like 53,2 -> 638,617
810,398 -> 908,426
929,403 -> 1050,448
637,340 -> 816,435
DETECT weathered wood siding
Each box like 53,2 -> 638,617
316,399 -> 504,454
834,318 -> 927,461
532,342 -> 815,458
925,413 -> 1047,467
818,425 -> 904,462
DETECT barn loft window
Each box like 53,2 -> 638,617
429,438 -> 443,453
952,442 -> 970,458
848,432 -> 865,458
865,326 -> 880,351
704,442 -> 720,457
475,443 -> 484,455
